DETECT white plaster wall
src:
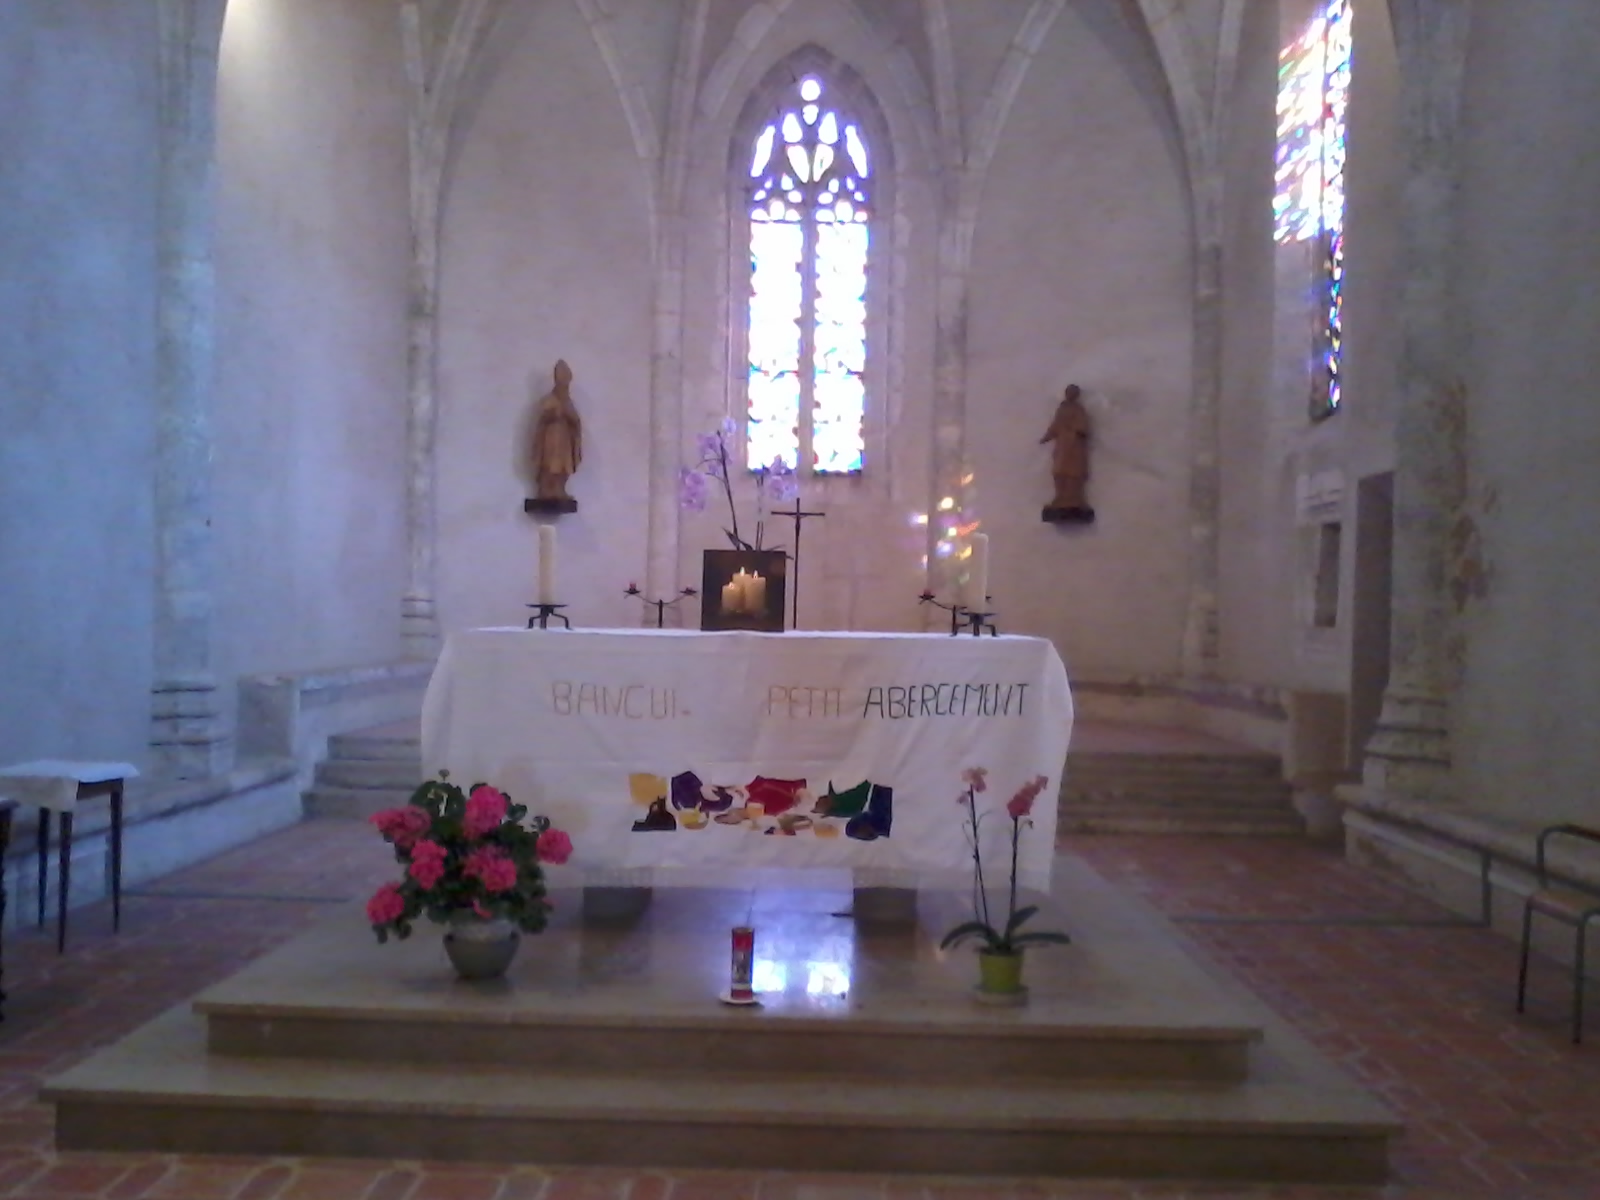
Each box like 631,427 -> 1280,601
966,0 -> 1193,679
212,0 -> 411,688
436,0 -> 656,633
1453,0 -> 1600,821
0,2 -> 161,766
675,0 -> 938,634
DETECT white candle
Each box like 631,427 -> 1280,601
537,524 -> 556,605
745,572 -> 766,615
722,577 -> 745,615
964,532 -> 990,611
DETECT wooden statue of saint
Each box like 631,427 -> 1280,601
527,359 -> 583,514
1040,383 -> 1095,523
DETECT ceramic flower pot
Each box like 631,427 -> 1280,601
976,949 -> 1026,1003
443,914 -> 521,980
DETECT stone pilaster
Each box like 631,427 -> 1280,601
1361,0 -> 1474,802
398,0 -> 506,657
1180,229 -> 1224,678
1133,0 -> 1227,680
151,0 -> 230,777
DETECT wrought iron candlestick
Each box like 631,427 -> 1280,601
961,608 -> 999,637
625,584 -> 698,629
918,591 -> 999,637
526,603 -> 571,630
782,499 -> 826,629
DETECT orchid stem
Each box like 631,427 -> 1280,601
968,789 -> 990,933
1008,816 -> 1020,941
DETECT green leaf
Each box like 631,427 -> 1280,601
1004,904 -> 1041,937
1010,930 -> 1071,947
939,920 -> 1000,951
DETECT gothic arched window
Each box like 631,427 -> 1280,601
1275,0 -> 1352,420
743,71 -> 872,474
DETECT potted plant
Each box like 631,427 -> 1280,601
940,767 -> 1069,1001
681,419 -> 798,631
366,773 -> 573,979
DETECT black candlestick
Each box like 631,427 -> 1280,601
625,584 -> 698,629
526,603 -> 571,630
782,499 -> 826,629
918,591 -> 998,637
961,609 -> 999,637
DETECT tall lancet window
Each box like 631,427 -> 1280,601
745,73 -> 871,474
1275,0 -> 1352,419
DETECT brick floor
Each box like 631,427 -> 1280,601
1,823 -> 1597,1199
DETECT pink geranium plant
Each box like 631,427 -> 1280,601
940,769 -> 1069,956
366,772 -> 572,943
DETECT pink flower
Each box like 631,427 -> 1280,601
464,785 -> 509,838
537,828 -> 573,865
366,883 -> 405,925
409,854 -> 445,890
1006,775 -> 1050,820
370,806 -> 431,850
961,767 -> 988,794
463,846 -> 518,893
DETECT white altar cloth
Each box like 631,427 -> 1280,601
421,628 -> 1073,888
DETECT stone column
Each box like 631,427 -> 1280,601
398,0 -> 506,657
1361,1 -> 1473,801
1180,216 -> 1224,679
1132,0 -> 1227,680
150,0 -> 230,777
401,89 -> 445,659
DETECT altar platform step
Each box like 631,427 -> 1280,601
50,1006 -> 1389,1183
1062,724 -> 1303,837
45,858 -> 1396,1184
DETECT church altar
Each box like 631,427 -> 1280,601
422,628 -> 1073,889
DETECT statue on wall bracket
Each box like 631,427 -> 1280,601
1040,383 -> 1095,524
524,359 -> 583,516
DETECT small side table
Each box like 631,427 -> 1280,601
0,797 -> 15,1019
0,761 -> 138,954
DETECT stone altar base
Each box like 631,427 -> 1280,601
43,857 -> 1396,1183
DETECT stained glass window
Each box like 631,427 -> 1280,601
746,74 -> 870,473
1274,0 -> 1351,419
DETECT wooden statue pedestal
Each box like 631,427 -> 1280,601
524,497 -> 578,515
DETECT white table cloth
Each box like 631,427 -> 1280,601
422,628 -> 1073,889
0,760 -> 139,812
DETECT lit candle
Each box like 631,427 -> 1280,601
963,532 -> 989,611
537,524 -> 556,605
722,576 -> 745,615
744,571 -> 766,615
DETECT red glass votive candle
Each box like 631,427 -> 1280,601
730,926 -> 756,1000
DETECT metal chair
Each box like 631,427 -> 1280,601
1516,823 -> 1600,1044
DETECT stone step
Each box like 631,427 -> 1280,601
326,730 -> 421,763
1065,778 -> 1293,802
314,758 -> 425,791
303,786 -> 415,820
47,1008 -> 1391,1184
200,993 -> 1255,1087
1061,810 -> 1307,837
1066,753 -> 1282,780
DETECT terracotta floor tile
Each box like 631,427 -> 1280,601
410,1168 -> 509,1200
278,1164 -> 397,1200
